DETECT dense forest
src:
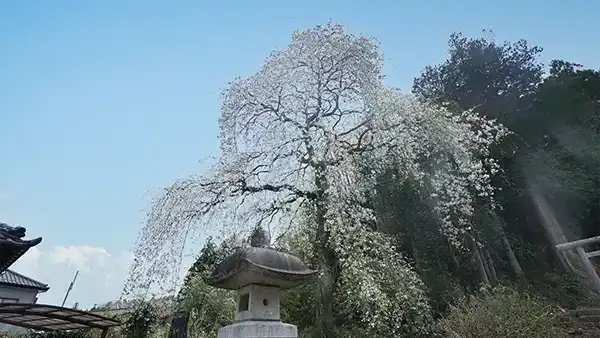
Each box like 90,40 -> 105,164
115,23 -> 600,338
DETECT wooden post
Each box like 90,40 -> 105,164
576,247 -> 600,294
556,236 -> 600,295
100,328 -> 108,338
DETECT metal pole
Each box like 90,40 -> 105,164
61,270 -> 79,307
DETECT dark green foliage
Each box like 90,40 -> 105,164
281,283 -> 317,330
249,226 -> 270,248
170,237 -> 238,336
413,31 -> 543,123
406,32 -> 600,335
368,172 -> 470,315
412,28 -> 599,283
29,331 -> 92,338
0,331 -> 94,338
176,236 -> 238,303
121,302 -> 158,338
528,273 -> 589,309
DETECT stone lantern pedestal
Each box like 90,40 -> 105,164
207,246 -> 316,338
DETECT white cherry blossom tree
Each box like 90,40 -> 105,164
125,22 -> 509,337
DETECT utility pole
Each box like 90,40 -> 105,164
61,270 -> 79,307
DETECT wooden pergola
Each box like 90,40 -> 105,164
0,303 -> 121,337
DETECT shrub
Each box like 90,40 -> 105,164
30,331 -> 92,338
121,302 -> 158,338
438,286 -> 565,338
180,275 -> 235,337
0,330 -> 26,338
0,329 -> 93,338
529,272 -> 591,308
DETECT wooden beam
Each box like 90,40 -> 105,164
577,247 -> 600,294
587,250 -> 600,258
556,236 -> 600,251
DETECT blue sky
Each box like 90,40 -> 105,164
0,0 -> 597,308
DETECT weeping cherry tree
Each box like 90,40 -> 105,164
125,22 -> 510,337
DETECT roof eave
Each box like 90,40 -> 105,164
208,260 -> 317,290
0,282 -> 50,292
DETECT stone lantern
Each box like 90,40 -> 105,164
207,245 -> 317,338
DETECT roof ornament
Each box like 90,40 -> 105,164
0,222 -> 42,273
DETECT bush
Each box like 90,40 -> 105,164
0,330 -> 26,338
0,329 -> 93,338
438,286 -> 565,338
30,331 -> 92,338
529,272 -> 591,309
180,275 -> 235,337
121,302 -> 158,338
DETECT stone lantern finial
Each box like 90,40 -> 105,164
207,245 -> 316,338
249,226 -> 270,248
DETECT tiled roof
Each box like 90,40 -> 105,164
0,269 -> 49,291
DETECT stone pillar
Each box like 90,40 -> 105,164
217,284 -> 297,338
207,246 -> 316,338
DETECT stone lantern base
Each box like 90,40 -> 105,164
217,321 -> 298,338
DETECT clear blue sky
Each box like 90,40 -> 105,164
0,0 -> 597,305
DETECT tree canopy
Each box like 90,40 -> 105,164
123,24 -> 600,338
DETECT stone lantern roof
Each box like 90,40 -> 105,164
207,246 -> 317,290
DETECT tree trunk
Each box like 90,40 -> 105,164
469,236 -> 490,285
448,240 -> 472,294
498,229 -> 525,279
313,171 -> 337,338
314,223 -> 337,338
481,248 -> 492,282
528,178 -> 574,272
316,255 -> 337,338
484,249 -> 498,283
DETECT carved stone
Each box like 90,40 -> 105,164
208,246 -> 316,338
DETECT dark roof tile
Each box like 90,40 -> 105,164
0,269 -> 49,291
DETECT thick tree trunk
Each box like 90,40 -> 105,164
481,248 -> 492,282
528,178 -> 574,272
484,249 -> 498,283
316,254 -> 337,338
470,199 -> 490,285
313,171 -> 337,338
314,224 -> 337,338
469,236 -> 490,285
448,240 -> 473,294
498,229 -> 525,279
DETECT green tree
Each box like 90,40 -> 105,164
174,237 -> 237,337
121,301 -> 158,338
413,31 -> 543,124
411,31 -> 549,283
518,61 -> 600,243
412,29 -> 600,304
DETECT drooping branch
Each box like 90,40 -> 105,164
238,181 -> 318,200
